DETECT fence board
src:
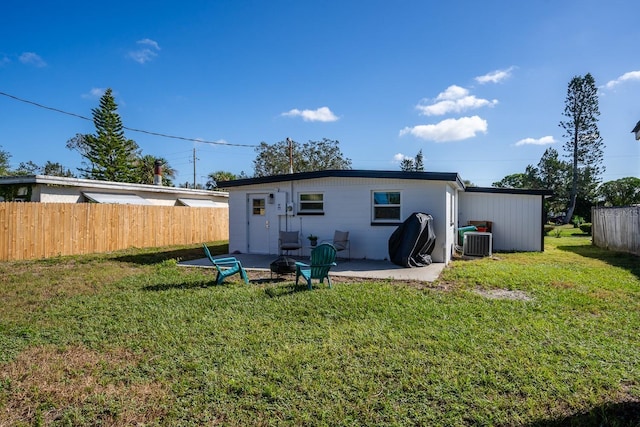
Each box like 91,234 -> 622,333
592,206 -> 640,256
0,202 -> 229,261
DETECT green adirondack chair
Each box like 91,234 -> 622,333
295,243 -> 337,290
202,244 -> 249,285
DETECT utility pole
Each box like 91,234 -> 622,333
192,148 -> 199,188
287,137 -> 293,174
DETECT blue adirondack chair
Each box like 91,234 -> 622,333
202,244 -> 249,285
295,243 -> 337,290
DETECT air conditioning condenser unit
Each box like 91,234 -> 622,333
463,232 -> 492,257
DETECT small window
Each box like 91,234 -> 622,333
372,191 -> 401,222
252,198 -> 265,215
299,193 -> 324,214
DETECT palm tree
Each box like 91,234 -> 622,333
135,155 -> 176,186
206,170 -> 237,190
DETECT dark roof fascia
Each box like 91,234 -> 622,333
466,186 -> 554,197
632,120 -> 640,134
217,169 -> 464,189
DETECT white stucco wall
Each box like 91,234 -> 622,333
458,191 -> 544,252
226,177 -> 456,263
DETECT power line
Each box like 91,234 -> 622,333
0,90 -> 258,148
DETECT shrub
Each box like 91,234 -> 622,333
579,223 -> 592,235
572,215 -> 585,228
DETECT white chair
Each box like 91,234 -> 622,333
326,230 -> 350,260
279,231 -> 302,256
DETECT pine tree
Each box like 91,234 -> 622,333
399,149 -> 425,172
414,149 -> 424,171
67,88 -> 140,182
559,73 -> 605,223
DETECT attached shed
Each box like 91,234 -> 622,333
218,170 -> 551,264
459,187 -> 551,252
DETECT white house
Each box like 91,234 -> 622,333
217,170 -> 552,264
0,175 -> 229,207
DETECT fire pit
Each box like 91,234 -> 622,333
270,256 -> 297,275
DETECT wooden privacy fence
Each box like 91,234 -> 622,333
0,202 -> 229,261
592,206 -> 640,256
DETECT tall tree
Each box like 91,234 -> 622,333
598,177 -> 640,207
400,149 -> 425,172
559,73 -> 605,223
134,155 -> 176,186
42,161 -> 76,177
253,138 -> 352,177
400,157 -> 415,171
206,170 -> 238,190
66,88 -> 140,182
492,165 -> 540,189
0,146 -> 11,176
13,161 -> 40,175
536,148 -> 570,215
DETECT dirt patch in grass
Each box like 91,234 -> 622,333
473,288 -> 533,301
0,345 -> 169,425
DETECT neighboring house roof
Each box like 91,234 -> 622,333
83,192 -> 152,205
0,175 -> 229,198
217,169 -> 465,189
177,198 -> 228,207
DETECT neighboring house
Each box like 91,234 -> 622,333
217,170 -> 552,264
632,120 -> 640,140
0,175 -> 228,207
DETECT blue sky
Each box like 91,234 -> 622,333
1,0 -> 639,187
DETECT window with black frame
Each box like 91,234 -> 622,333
298,193 -> 324,214
372,191 -> 401,223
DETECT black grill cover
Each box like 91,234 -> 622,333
388,212 -> 436,267
270,256 -> 297,274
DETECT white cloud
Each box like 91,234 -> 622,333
475,66 -> 515,84
392,153 -> 413,163
0,56 -> 10,66
399,116 -> 488,142
436,85 -> 468,101
128,38 -> 160,64
81,88 -> 106,99
515,136 -> 556,146
281,106 -> 339,122
137,38 -> 160,50
604,71 -> 640,89
416,85 -> 497,116
19,52 -> 47,67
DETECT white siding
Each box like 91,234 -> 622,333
458,192 -> 543,251
226,177 -> 455,263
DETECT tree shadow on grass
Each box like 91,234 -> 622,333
114,242 -> 229,265
264,281 -> 312,298
143,280 -> 218,292
557,244 -> 640,281
528,401 -> 640,427
143,277 -> 287,292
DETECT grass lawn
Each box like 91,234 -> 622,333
1,229 -> 639,426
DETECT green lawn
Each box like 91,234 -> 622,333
1,232 -> 639,426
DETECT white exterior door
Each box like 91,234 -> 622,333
248,194 -> 271,254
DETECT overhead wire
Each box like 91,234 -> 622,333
0,90 -> 258,148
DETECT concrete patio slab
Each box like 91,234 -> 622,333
179,253 -> 445,282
